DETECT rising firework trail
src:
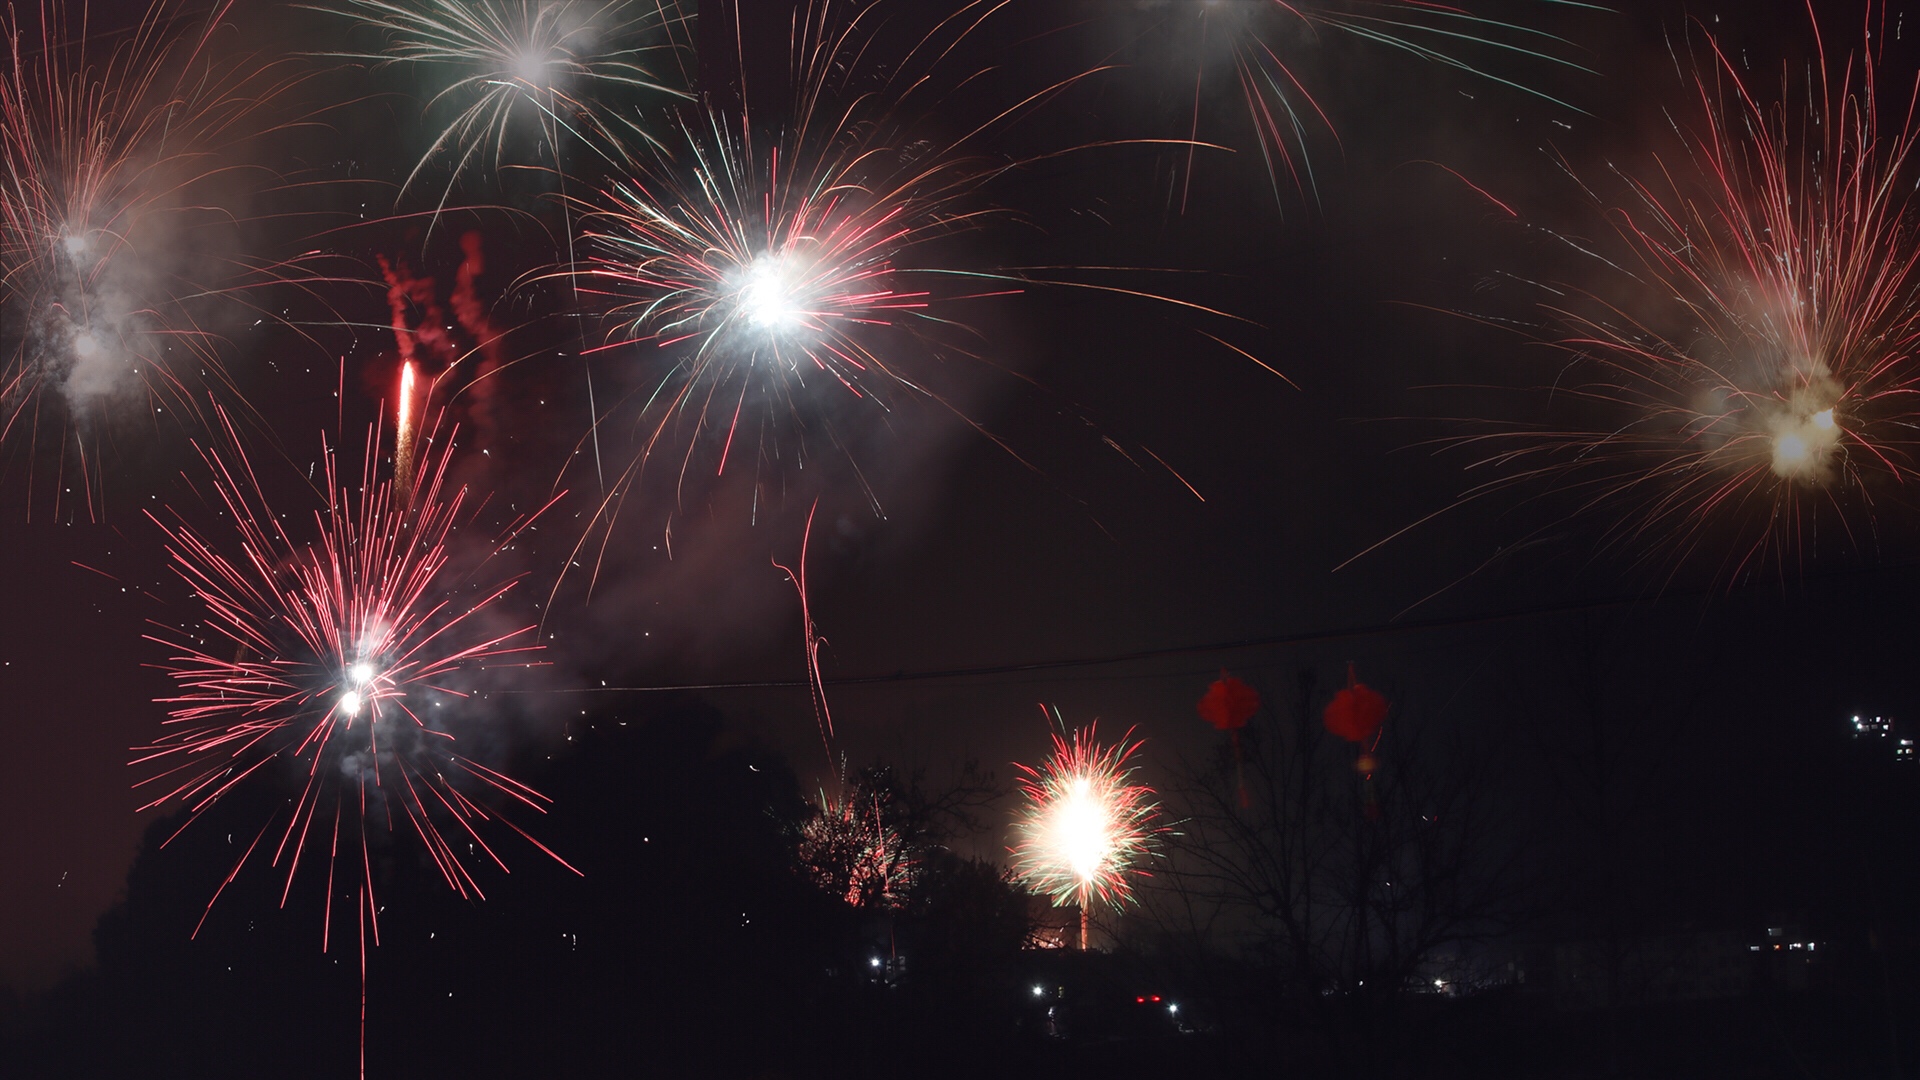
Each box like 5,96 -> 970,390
135,407 -> 574,954
1388,3 -> 1920,586
0,1 -> 320,518
1010,713 -> 1159,950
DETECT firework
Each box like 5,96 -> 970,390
0,1 -> 317,516
1123,0 -> 1595,210
559,0 -> 1218,521
797,770 -> 917,909
134,407 -> 571,945
1431,6 -> 1920,581
1010,718 -> 1159,950
312,0 -> 691,204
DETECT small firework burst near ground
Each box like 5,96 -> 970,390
798,780 -> 917,910
1450,5 -> 1920,580
134,409 -> 572,944
1010,720 -> 1159,950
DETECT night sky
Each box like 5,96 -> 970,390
2,0 -> 1918,1066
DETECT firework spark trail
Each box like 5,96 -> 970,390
0,1 -> 325,518
1122,0 -> 1599,211
1010,713 -> 1159,950
135,406 -> 575,946
773,500 -> 835,768
1387,3 -> 1920,586
311,0 -> 691,209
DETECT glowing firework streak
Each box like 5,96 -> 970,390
0,1 -> 318,515
135,408 -> 573,945
1010,718 -> 1159,950
312,0 -> 690,203
1421,5 -> 1920,581
394,359 -> 418,501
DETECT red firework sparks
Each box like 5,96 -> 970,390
134,408 -> 573,944
0,1 -> 317,516
1434,4 -> 1920,581
798,776 -> 917,910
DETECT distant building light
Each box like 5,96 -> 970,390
1853,715 -> 1893,738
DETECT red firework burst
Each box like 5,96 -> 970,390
134,407 -> 571,944
1441,4 -> 1920,581
0,0 -> 318,516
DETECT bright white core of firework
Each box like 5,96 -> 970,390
1055,777 -> 1110,884
512,49 -> 552,89
736,256 -> 804,331
1767,383 -> 1844,480
338,661 -> 379,717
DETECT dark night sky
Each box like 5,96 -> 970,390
3,0 -> 1918,995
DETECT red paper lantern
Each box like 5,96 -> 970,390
1323,663 -> 1388,744
1197,673 -> 1259,732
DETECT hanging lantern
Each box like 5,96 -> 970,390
1323,663 -> 1388,744
1197,671 -> 1259,808
1198,673 -> 1259,732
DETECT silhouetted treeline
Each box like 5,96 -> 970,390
4,686 -> 1916,1079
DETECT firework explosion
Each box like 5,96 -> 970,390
0,1 -> 311,513
134,409 -> 571,944
568,0 -> 1067,505
1441,7 -> 1920,580
314,0 -> 690,204
1124,0 -> 1595,209
1010,719 -> 1159,949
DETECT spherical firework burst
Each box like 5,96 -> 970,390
0,1 -> 314,515
135,408 -> 571,942
1448,7 -> 1920,580
1010,720 -> 1159,950
565,0 -> 1145,512
313,0 -> 690,201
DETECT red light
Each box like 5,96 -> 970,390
1135,996 -> 1145,1004
1151,995 -> 1161,1002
